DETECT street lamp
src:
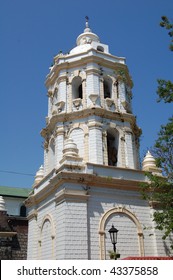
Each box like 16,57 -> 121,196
108,225 -> 118,259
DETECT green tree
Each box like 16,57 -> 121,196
142,17 -> 173,247
157,16 -> 173,103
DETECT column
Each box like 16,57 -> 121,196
88,121 -> 103,164
55,126 -> 65,168
102,131 -> 108,165
82,78 -> 87,109
124,129 -> 135,169
99,77 -> 105,108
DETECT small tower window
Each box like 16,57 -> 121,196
20,204 -> 26,217
97,46 -> 104,52
103,78 -> 112,99
72,77 -> 83,99
78,84 -> 83,99
107,130 -> 118,166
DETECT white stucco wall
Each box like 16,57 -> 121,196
27,177 -> 173,260
3,197 -> 26,216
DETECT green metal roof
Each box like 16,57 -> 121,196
0,186 -> 31,198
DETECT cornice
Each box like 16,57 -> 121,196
41,108 -> 137,138
55,188 -> 90,205
0,232 -> 17,237
25,165 -> 146,207
45,54 -> 132,88
55,170 -> 145,191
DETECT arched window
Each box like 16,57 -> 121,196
103,78 -> 112,99
78,84 -> 83,99
20,204 -> 26,217
107,129 -> 119,166
72,77 -> 83,99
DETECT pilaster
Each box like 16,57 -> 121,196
118,81 -> 126,112
102,131 -> 108,165
55,126 -> 65,167
82,78 -> 87,109
124,128 -> 135,169
67,81 -> 72,113
27,210 -> 38,259
43,141 -> 49,175
88,121 -> 103,164
99,77 -> 105,108
58,77 -> 67,112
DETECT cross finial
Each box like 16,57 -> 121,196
85,16 -> 89,28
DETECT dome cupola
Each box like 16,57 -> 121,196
76,16 -> 100,46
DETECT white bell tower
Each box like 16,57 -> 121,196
26,19 -> 171,260
41,17 -> 141,178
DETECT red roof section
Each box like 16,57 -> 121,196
123,256 -> 173,260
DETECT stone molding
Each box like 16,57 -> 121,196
46,54 -> 132,88
27,210 -> 38,221
55,188 -> 90,205
42,107 -> 136,136
0,232 -> 17,237
26,164 -> 146,208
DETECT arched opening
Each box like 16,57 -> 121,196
40,214 -> 55,260
107,129 -> 118,166
72,76 -> 83,100
103,78 -> 112,99
99,207 -> 144,260
20,204 -> 26,217
78,84 -> 83,99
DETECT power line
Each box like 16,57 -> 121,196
0,170 -> 34,177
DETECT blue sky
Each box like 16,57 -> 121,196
0,0 -> 172,188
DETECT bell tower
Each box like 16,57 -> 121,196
26,19 -> 169,261
41,17 -> 141,178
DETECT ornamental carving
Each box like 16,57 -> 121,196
73,98 -> 82,110
56,101 -> 65,112
89,94 -> 98,106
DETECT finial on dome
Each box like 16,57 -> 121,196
84,16 -> 91,32
142,151 -> 156,171
62,137 -> 79,158
75,17 -> 100,47
142,150 -> 162,175
85,16 -> 89,27
34,165 -> 44,186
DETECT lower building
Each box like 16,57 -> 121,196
0,187 -> 31,260
26,151 -> 173,260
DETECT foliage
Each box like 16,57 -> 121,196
141,173 -> 173,242
154,116 -> 173,179
157,17 -> 173,103
142,17 -> 173,247
157,79 -> 173,103
108,250 -> 120,259
160,16 -> 173,51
